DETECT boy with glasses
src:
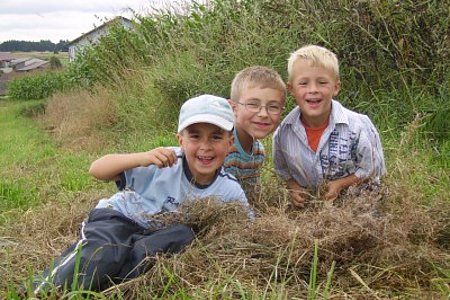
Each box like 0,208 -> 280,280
225,66 -> 286,197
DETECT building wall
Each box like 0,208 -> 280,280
68,18 -> 132,62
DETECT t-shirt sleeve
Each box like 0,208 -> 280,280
119,165 -> 157,193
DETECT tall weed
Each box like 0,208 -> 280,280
63,0 -> 448,145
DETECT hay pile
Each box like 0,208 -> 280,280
0,192 -> 99,290
107,184 -> 449,298
1,183 -> 448,298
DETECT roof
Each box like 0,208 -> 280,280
16,60 -> 49,71
10,57 -> 31,65
0,52 -> 14,61
67,16 -> 132,46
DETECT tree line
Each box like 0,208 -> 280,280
0,40 -> 69,52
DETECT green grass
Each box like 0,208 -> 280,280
0,100 -> 53,210
0,99 -> 97,218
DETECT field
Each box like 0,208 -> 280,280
1,90 -> 448,300
0,0 -> 449,298
11,51 -> 69,67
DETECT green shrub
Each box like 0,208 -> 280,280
49,56 -> 63,69
7,71 -> 69,100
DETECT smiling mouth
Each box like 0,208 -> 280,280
306,98 -> 322,104
254,122 -> 270,127
197,155 -> 214,164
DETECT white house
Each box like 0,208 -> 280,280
67,16 -> 133,62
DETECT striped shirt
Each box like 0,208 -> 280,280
272,100 -> 386,190
224,128 -> 265,194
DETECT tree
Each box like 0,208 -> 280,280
0,40 -> 69,52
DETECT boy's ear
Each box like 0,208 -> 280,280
176,133 -> 184,147
287,81 -> 294,95
228,132 -> 234,147
333,79 -> 341,97
228,99 -> 237,112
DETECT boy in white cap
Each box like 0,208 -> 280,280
32,95 -> 249,294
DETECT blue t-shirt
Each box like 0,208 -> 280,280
95,147 -> 249,228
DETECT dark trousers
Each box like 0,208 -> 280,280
33,208 -> 195,293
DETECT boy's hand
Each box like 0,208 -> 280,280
143,147 -> 177,168
324,180 -> 342,201
324,175 -> 361,201
287,179 -> 307,208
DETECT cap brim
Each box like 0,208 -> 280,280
178,114 -> 234,133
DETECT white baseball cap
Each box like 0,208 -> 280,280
178,94 -> 234,133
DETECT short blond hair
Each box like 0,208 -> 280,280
287,45 -> 340,81
230,66 -> 286,101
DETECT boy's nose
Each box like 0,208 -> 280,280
199,139 -> 213,150
308,82 -> 319,93
257,105 -> 269,117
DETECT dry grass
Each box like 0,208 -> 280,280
38,87 -> 117,151
0,190 -> 103,294
2,178 -> 447,298
111,185 -> 448,298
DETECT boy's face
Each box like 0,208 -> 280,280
288,59 -> 341,127
177,123 -> 233,185
231,85 -> 285,140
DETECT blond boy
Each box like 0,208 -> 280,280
224,66 -> 286,196
273,45 -> 386,207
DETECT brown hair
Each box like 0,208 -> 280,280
230,66 -> 286,101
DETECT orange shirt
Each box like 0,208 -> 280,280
304,121 -> 329,152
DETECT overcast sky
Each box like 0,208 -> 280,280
0,0 -> 197,43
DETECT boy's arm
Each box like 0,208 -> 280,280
364,116 -> 386,177
324,117 -> 384,201
287,179 -> 309,208
273,130 -> 308,208
353,117 -> 386,180
325,175 -> 361,201
89,147 -> 177,181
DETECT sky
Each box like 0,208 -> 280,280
0,0 -> 196,43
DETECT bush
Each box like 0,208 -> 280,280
7,71 -> 69,100
49,56 -> 63,69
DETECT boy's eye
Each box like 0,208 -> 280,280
212,134 -> 224,140
268,104 -> 282,113
246,102 -> 260,109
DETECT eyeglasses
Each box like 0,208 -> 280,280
236,101 -> 284,115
